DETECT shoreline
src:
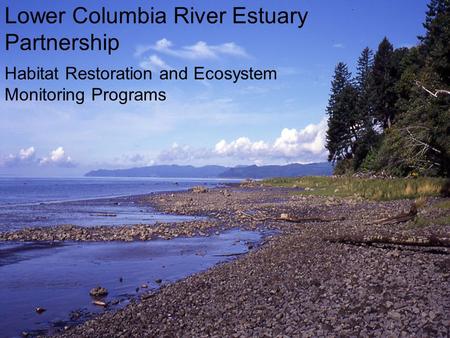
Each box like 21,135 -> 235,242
55,184 -> 449,337
0,178 -> 235,233
1,229 -> 268,338
1,184 -> 449,336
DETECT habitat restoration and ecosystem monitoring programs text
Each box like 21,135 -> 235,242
4,66 -> 277,104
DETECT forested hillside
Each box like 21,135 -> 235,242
326,0 -> 449,177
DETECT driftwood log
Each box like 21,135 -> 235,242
330,234 -> 450,248
372,204 -> 417,225
277,213 -> 346,223
236,210 -> 345,223
92,300 -> 107,307
238,202 -> 417,225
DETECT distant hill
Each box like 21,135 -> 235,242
85,163 -> 332,179
218,163 -> 333,179
85,165 -> 228,178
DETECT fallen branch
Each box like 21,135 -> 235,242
92,300 -> 107,307
236,210 -> 271,222
213,252 -> 247,257
372,204 -> 417,225
239,202 -> 417,226
236,210 -> 345,223
277,213 -> 345,223
330,234 -> 450,248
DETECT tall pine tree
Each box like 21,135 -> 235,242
353,48 -> 378,169
400,0 -> 450,175
325,1 -> 449,176
372,0 -> 449,176
370,38 -> 398,129
326,63 -> 359,168
420,0 -> 450,84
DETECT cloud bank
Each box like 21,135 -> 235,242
39,147 -> 75,167
1,147 -> 75,168
136,39 -> 250,71
3,146 -> 36,166
154,119 -> 328,165
137,38 -> 249,60
1,120 -> 327,170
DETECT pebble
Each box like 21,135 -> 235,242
35,307 -> 46,314
0,186 -> 447,338
89,286 -> 108,297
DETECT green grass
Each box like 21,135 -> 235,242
263,176 -> 449,201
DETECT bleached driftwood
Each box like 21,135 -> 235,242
236,210 -> 344,223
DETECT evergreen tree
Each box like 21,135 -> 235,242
356,47 -> 374,124
356,48 -> 374,94
420,0 -> 450,84
372,1 -> 449,176
353,48 -> 378,170
370,38 -> 398,129
326,63 -> 359,167
325,1 -> 449,177
396,0 -> 450,176
393,47 -> 424,114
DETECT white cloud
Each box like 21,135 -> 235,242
215,138 -> 270,158
154,119 -> 328,164
1,146 -> 76,168
154,38 -> 173,50
39,147 -> 75,167
272,119 -> 327,158
333,43 -> 345,49
18,146 -> 35,161
2,146 -> 36,166
137,39 -> 250,60
214,119 -> 327,161
139,54 -> 171,70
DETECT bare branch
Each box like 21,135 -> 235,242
415,81 -> 450,97
404,128 -> 441,154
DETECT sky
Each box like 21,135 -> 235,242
0,0 -> 430,176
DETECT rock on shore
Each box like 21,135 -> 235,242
0,185 -> 448,337
57,209 -> 449,337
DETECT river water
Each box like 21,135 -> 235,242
0,229 -> 267,337
0,177 -> 239,231
0,177 -> 262,337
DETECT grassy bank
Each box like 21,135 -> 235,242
263,176 -> 449,201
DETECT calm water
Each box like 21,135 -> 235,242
0,229 -> 265,338
0,177 -> 260,338
0,177 -> 238,231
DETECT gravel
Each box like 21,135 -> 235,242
1,185 -> 448,337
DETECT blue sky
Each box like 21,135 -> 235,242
0,0 -> 430,176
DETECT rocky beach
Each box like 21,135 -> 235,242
1,183 -> 448,337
